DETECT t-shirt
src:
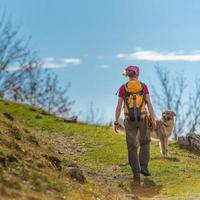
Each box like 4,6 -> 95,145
118,83 -> 149,98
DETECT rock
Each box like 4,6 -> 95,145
178,136 -> 190,146
28,136 -> 39,146
3,112 -> 15,121
187,132 -> 200,150
63,116 -> 78,123
68,167 -> 85,183
0,155 -> 6,167
178,132 -> 200,152
49,156 -> 62,170
42,154 -> 62,170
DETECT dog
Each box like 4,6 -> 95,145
115,110 -> 176,157
148,110 -> 176,157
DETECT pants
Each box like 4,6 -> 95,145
124,119 -> 151,175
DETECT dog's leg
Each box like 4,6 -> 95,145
165,137 -> 169,157
159,136 -> 165,156
163,137 -> 167,157
162,136 -> 169,157
159,141 -> 162,154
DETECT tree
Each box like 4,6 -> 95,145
188,80 -> 200,132
4,53 -> 74,117
0,14 -> 28,73
39,73 -> 74,116
151,66 -> 189,139
0,13 -> 74,118
86,101 -> 103,124
0,13 -> 29,98
3,51 -> 43,104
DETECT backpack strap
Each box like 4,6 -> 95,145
139,83 -> 147,117
134,81 -> 143,122
140,82 -> 147,104
132,94 -> 138,122
123,84 -> 130,107
123,84 -> 133,119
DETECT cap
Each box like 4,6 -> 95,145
123,65 -> 140,77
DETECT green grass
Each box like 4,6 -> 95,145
0,99 -> 200,199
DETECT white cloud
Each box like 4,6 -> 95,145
42,57 -> 64,69
42,57 -> 81,69
42,63 -> 65,69
7,57 -> 82,71
116,49 -> 200,62
62,58 -> 81,65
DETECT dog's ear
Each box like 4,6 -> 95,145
171,111 -> 176,116
161,110 -> 166,115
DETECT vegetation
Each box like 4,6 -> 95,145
152,66 -> 200,138
0,14 -> 73,117
0,100 -> 200,199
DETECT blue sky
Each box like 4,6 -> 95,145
1,0 -> 200,122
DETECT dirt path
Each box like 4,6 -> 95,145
38,132 -> 166,200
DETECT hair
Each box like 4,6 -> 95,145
127,70 -> 136,78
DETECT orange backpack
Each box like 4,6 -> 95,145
123,80 -> 147,121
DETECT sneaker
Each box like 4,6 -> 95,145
140,168 -> 151,176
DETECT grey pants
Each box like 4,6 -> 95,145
124,119 -> 151,175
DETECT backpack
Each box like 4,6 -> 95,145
123,80 -> 147,121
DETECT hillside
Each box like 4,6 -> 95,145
0,100 -> 200,200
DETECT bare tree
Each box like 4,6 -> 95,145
18,53 -> 42,105
86,101 -> 103,124
38,73 -> 75,116
3,51 -> 43,103
188,79 -> 200,132
0,13 -> 75,118
0,14 -> 28,73
0,13 -> 29,98
5,57 -> 74,117
151,66 -> 189,139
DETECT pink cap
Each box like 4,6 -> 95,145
125,65 -> 140,77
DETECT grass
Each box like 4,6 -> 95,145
0,99 -> 200,199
